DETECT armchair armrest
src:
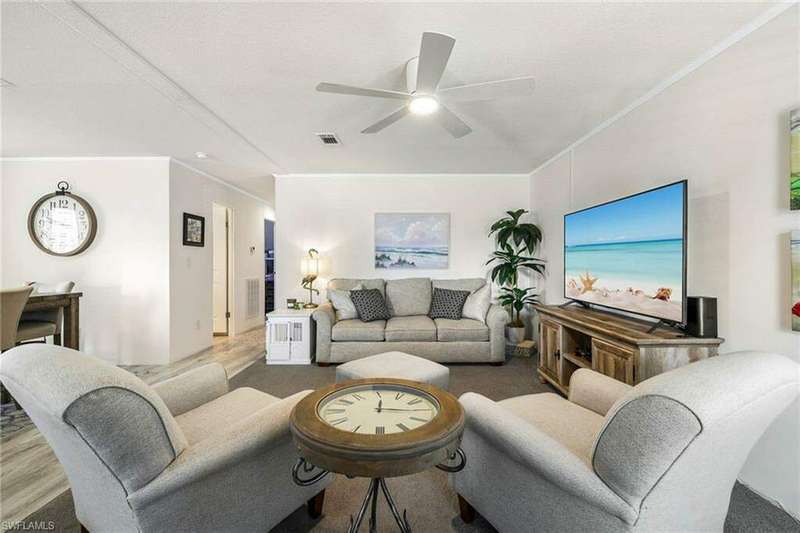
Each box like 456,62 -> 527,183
128,390 -> 313,509
568,368 -> 632,416
151,363 -> 229,416
458,392 -> 636,524
312,303 -> 336,363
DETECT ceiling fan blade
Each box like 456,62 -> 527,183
437,76 -> 536,103
361,106 -> 410,134
316,82 -> 411,100
437,104 -> 472,138
415,32 -> 455,94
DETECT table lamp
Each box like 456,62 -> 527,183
300,248 -> 320,309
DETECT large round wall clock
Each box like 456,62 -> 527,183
291,378 -> 465,478
28,181 -> 97,256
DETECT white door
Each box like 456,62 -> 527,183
268,320 -> 292,361
212,204 -> 230,335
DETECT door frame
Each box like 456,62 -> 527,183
213,203 -> 234,336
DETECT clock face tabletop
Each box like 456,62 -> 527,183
290,378 -> 464,478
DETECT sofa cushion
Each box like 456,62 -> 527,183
385,316 -> 437,342
432,278 -> 486,292
385,278 -> 431,317
176,387 -> 279,445
500,392 -> 605,464
435,318 -> 490,342
328,278 -> 385,298
351,289 -> 391,322
332,319 -> 386,341
429,288 -> 470,320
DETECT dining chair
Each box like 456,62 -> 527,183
1,285 -> 33,406
19,281 -> 75,345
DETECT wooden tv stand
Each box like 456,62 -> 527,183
535,304 -> 724,395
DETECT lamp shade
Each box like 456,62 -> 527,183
301,256 -> 319,277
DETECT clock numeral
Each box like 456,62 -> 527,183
396,423 -> 410,432
395,392 -> 405,400
375,426 -> 385,435
410,416 -> 428,423
352,393 -> 364,400
330,417 -> 348,426
325,408 -> 345,415
352,425 -> 361,433
338,399 -> 354,405
408,398 -> 422,405
375,391 -> 381,398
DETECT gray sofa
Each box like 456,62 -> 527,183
452,351 -> 800,532
313,278 -> 508,364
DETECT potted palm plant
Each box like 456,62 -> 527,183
486,209 -> 545,342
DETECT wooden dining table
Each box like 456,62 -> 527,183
23,291 -> 83,349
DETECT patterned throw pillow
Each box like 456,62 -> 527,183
350,289 -> 392,322
429,288 -> 470,320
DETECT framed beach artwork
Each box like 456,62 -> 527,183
374,213 -> 449,269
791,109 -> 800,210
792,231 -> 800,332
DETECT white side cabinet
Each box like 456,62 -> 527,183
266,308 -> 316,365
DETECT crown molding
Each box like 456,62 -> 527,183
0,156 -> 169,162
529,1 -> 798,177
34,0 -> 284,175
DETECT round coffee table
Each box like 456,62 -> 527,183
290,378 -> 466,533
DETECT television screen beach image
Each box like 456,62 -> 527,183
375,213 -> 449,269
564,181 -> 686,322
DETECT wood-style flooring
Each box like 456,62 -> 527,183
0,326 -> 266,526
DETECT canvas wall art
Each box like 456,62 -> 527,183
791,109 -> 799,210
792,231 -> 800,331
374,213 -> 449,269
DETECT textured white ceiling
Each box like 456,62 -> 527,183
0,1 -> 777,198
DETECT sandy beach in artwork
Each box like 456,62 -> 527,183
565,271 -> 682,322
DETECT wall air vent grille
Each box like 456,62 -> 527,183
315,132 -> 341,145
246,278 -> 260,319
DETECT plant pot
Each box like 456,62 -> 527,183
506,325 -> 526,344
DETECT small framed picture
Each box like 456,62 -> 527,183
183,213 -> 205,247
286,298 -> 297,309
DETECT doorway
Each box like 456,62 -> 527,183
265,219 -> 275,313
213,204 -> 233,336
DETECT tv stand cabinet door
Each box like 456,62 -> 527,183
539,319 -> 561,382
591,338 -> 635,385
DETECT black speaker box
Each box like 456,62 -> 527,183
686,296 -> 717,338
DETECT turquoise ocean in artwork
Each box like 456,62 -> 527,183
565,238 -> 683,297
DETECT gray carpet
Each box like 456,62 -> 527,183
22,356 -> 800,532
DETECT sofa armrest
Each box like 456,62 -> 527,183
151,363 -> 229,416
312,303 -> 336,363
486,304 -> 509,362
458,392 -> 636,524
568,368 -> 632,416
128,390 -> 315,509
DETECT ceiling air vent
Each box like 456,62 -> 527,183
315,132 -> 341,146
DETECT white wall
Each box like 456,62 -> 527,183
530,9 -> 799,515
1,158 -> 171,364
169,161 -> 267,361
274,174 -> 530,305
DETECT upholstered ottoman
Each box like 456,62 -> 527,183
335,351 -> 450,390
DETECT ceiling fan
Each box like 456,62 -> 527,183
316,32 -> 535,139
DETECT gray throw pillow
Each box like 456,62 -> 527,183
462,283 -> 492,322
350,289 -> 391,322
429,288 -> 470,320
329,283 -> 362,320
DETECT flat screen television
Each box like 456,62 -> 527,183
564,180 -> 687,324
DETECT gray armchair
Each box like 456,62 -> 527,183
453,352 -> 800,532
0,344 -> 330,532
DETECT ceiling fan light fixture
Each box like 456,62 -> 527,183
408,96 -> 439,116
